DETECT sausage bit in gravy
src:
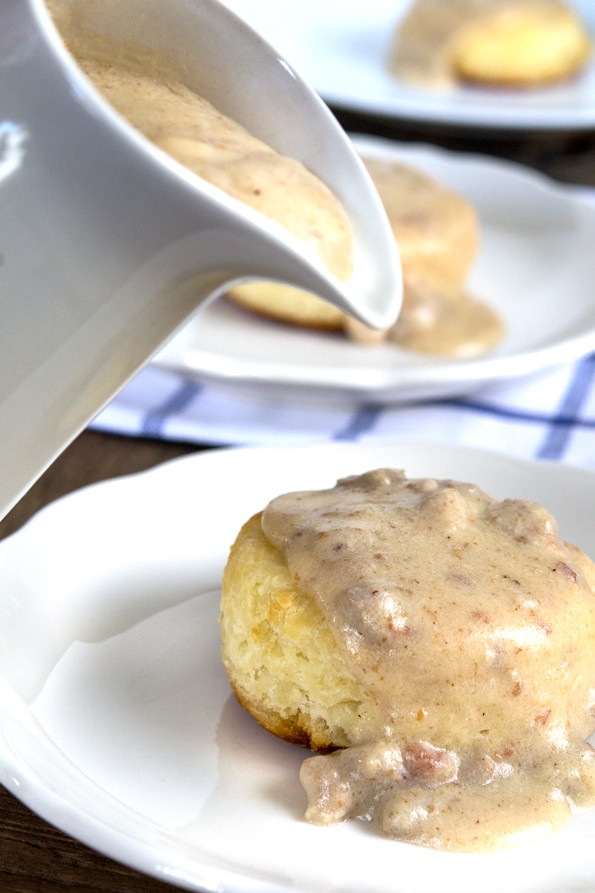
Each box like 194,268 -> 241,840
262,469 -> 595,851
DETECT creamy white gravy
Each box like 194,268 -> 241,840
389,0 -> 573,87
48,4 -> 353,282
262,469 -> 595,851
345,270 -> 504,357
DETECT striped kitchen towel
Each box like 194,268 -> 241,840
90,351 -> 595,470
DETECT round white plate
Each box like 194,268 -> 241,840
154,135 -> 595,403
1,442 -> 595,892
221,0 -> 595,130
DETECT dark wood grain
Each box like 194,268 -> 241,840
0,431 -> 197,541
334,109 -> 595,186
0,785 -> 173,893
1,115 -> 594,890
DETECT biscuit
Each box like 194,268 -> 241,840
389,0 -> 592,89
219,470 -> 595,850
453,2 -> 592,87
364,159 -> 478,290
220,513 -> 378,752
226,282 -> 345,330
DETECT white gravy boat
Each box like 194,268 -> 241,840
0,0 -> 401,521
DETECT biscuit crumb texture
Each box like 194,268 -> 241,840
220,513 -> 379,752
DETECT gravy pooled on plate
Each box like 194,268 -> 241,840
223,469 -> 595,851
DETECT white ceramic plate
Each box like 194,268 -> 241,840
154,136 -> 595,403
221,0 -> 595,130
1,442 -> 595,892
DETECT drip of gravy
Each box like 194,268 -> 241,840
345,271 -> 504,357
262,469 -> 595,851
345,160 -> 504,358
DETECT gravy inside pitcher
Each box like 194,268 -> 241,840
0,0 -> 401,522
47,0 -> 356,298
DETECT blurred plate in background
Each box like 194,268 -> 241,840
222,0 -> 595,130
154,136 -> 595,403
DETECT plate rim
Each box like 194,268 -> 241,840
221,0 -> 595,132
2,442 -> 595,892
153,136 -> 595,404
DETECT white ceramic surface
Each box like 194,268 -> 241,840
154,135 -> 595,403
0,443 -> 595,892
0,0 -> 400,520
222,0 -> 595,130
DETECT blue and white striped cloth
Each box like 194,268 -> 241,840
91,351 -> 595,470
88,164 -> 595,471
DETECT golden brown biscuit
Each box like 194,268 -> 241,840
389,0 -> 592,89
454,1 -> 592,87
226,282 -> 345,330
220,469 -> 595,851
220,513 -> 377,752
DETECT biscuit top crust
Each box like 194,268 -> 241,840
262,469 -> 595,850
389,0 -> 591,88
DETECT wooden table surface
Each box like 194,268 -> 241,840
1,110 -> 594,891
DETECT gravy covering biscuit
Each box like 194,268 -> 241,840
221,469 -> 595,851
389,0 -> 592,89
365,159 -> 478,290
